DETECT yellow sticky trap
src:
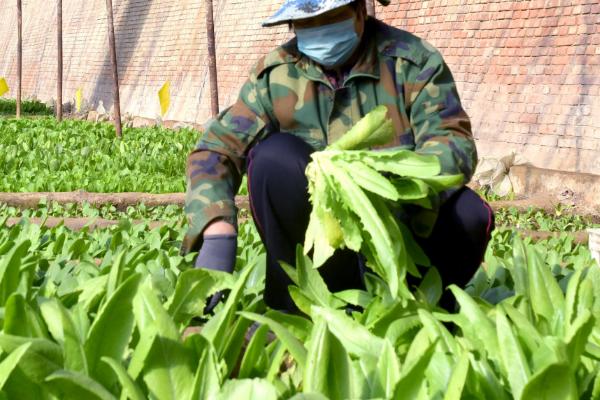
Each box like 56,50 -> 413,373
158,81 -> 170,117
75,88 -> 82,112
0,78 -> 9,97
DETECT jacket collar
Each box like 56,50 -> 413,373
258,18 -> 422,87
296,17 -> 381,88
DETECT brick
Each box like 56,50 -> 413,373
519,113 -> 539,124
558,137 -> 578,148
530,135 -> 559,147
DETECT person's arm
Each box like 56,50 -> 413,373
204,220 -> 236,235
406,48 -> 478,236
409,49 -> 477,191
181,67 -> 271,256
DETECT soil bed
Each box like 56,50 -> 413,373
1,192 -> 598,222
0,192 -> 250,211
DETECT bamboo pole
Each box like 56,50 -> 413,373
205,0 -> 219,117
105,0 -> 122,137
16,0 -> 22,118
366,0 -> 376,17
57,0 -> 63,121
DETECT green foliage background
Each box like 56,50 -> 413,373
0,118 -> 197,192
0,117 -> 597,399
0,99 -> 53,116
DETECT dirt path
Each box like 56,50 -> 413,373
1,191 -> 596,218
0,191 -> 251,211
489,194 -> 599,223
1,191 -> 597,241
0,192 -> 186,210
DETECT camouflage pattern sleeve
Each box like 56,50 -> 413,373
408,48 -> 478,195
181,66 -> 270,255
405,47 -> 478,237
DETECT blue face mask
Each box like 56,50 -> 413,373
296,18 -> 360,68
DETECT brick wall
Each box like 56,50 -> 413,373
376,0 -> 600,175
0,0 -> 598,174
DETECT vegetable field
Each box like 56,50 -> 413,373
0,99 -> 53,117
0,117 -> 598,399
0,118 -> 196,193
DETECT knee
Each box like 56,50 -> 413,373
247,133 -> 313,179
450,188 -> 495,244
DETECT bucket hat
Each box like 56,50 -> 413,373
263,0 -> 390,27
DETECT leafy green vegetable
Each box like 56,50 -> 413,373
0,99 -> 53,116
0,118 -> 197,193
0,213 -> 593,398
304,107 -> 462,298
0,120 -> 596,400
328,105 -> 393,151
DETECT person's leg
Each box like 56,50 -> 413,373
413,187 -> 495,310
247,133 -> 363,311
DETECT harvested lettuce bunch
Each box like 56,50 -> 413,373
304,106 -> 462,298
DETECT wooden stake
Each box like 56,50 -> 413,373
105,0 -> 122,137
57,0 -> 63,121
205,0 -> 219,117
16,0 -> 22,119
366,0 -> 376,17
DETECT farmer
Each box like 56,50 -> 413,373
183,0 -> 495,312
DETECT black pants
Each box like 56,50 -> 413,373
247,133 -> 495,311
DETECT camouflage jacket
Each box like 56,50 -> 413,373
182,18 -> 477,255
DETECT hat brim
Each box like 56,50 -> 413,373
263,0 -> 354,27
262,0 -> 391,27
